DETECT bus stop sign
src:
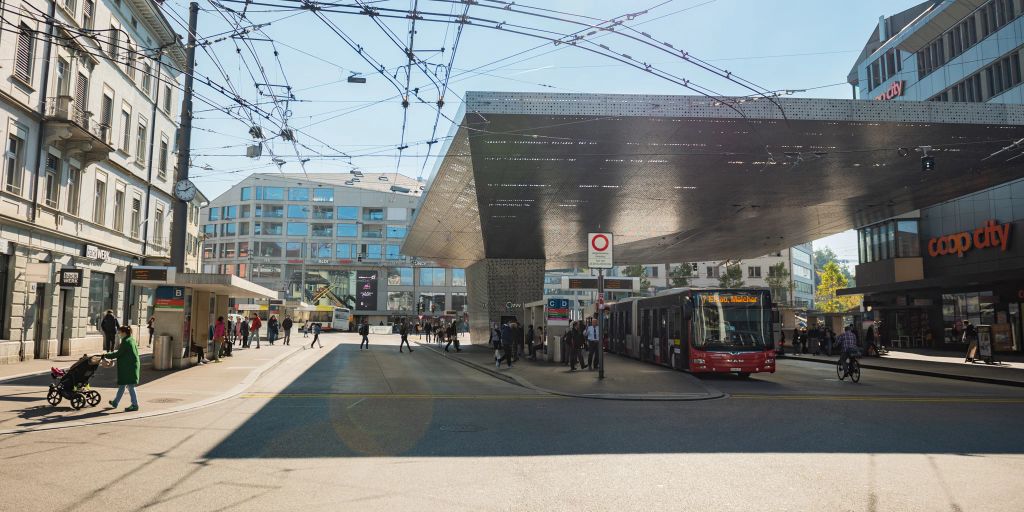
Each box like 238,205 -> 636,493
588,232 -> 613,269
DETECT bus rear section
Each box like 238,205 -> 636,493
688,290 -> 776,377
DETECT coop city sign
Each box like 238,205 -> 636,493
927,219 -> 1012,257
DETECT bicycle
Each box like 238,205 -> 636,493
836,352 -> 861,383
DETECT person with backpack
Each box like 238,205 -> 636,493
281,316 -> 293,346
359,320 -> 370,349
309,322 -> 323,349
100,310 -> 120,352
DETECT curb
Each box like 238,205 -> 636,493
779,354 -> 1024,388
0,347 -> 304,435
415,342 -> 725,401
0,354 -> 156,385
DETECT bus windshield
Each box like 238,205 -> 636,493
693,292 -> 769,352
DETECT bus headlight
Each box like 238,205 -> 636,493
764,358 -> 774,365
692,358 -> 705,365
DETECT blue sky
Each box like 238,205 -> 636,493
167,0 -> 917,265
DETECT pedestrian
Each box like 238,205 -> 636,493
491,323 -> 503,367
302,320 -> 311,338
499,321 -> 514,368
424,322 -> 433,344
233,317 -> 242,346
445,321 -> 461,352
282,316 -> 293,345
100,310 -> 120,352
359,320 -> 370,349
399,320 -> 413,353
585,318 -> 600,370
146,316 -> 155,347
250,314 -> 262,349
570,321 -> 588,371
511,321 -> 524,362
240,318 -> 250,348
212,316 -> 226,362
103,326 -> 140,412
267,315 -> 279,345
309,322 -> 323,349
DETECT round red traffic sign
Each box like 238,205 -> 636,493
591,234 -> 609,252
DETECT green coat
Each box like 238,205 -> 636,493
104,336 -> 140,386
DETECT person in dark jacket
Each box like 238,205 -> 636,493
444,321 -> 460,352
281,316 -> 293,345
267,315 -> 279,345
309,322 -> 323,349
498,322 -> 514,368
491,324 -> 502,367
359,320 -> 370,349
146,316 -> 155,347
399,320 -> 413,353
240,318 -> 250,348
570,322 -> 587,371
100,310 -> 120,352
103,326 -> 140,411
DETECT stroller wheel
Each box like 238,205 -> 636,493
46,387 -> 62,406
86,390 -> 101,407
70,393 -> 86,410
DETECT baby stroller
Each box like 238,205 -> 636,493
47,355 -> 104,410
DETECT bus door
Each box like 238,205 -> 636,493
640,309 -> 651,362
669,305 -> 683,370
658,308 -> 670,367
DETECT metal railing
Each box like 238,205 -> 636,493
44,96 -> 111,144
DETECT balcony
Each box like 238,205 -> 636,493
43,96 -> 115,166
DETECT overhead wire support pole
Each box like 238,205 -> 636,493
598,268 -> 605,380
171,1 -> 200,273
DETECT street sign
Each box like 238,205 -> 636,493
131,266 -> 175,284
546,298 -> 570,326
587,232 -> 613,269
154,286 -> 185,310
58,269 -> 83,287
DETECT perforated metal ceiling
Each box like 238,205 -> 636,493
403,92 -> 1024,268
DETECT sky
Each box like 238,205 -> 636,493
164,0 -> 918,268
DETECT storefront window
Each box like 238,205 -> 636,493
387,291 -> 414,312
419,268 -> 446,286
88,272 -> 115,331
896,220 -> 920,257
451,292 -> 468,312
418,293 -> 446,313
387,267 -> 413,285
452,268 -> 466,286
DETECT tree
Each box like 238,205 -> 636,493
815,261 -> 862,313
718,263 -> 745,288
668,263 -> 693,287
814,247 -> 854,286
623,265 -> 651,294
765,262 -> 792,305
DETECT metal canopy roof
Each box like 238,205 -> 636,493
403,92 -> 1024,269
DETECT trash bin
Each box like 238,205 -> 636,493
153,335 -> 173,370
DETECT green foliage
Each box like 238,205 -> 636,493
718,263 -> 745,288
668,263 -> 693,287
765,262 -> 792,305
813,247 -> 854,286
815,261 -> 861,313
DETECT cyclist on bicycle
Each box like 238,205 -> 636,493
836,325 -> 860,375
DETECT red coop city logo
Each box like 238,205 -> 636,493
927,219 -> 1012,258
874,80 -> 905,101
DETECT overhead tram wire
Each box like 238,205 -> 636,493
418,0 -> 469,179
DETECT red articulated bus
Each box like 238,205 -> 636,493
604,288 -> 776,377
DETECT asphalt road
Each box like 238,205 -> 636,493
1,333 -> 1023,512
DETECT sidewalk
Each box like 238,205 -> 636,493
415,341 -> 722,400
0,343 -> 156,383
0,341 -> 301,435
781,349 -> 1024,387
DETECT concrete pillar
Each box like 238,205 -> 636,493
466,258 -> 544,344
214,294 -> 229,323
192,291 -> 212,346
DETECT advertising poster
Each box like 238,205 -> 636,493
356,271 -> 378,311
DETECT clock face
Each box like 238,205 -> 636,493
174,179 -> 197,201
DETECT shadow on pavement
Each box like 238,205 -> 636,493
203,343 -> 1024,459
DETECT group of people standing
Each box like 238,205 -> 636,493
490,320 -> 544,368
560,318 -> 601,372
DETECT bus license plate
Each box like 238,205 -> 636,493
730,367 -> 742,372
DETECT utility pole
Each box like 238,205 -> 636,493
598,268 -> 605,379
171,2 -> 199,272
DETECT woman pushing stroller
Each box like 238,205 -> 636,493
102,326 -> 141,412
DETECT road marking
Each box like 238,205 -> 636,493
240,392 -> 561,400
729,393 -> 1024,401
347,397 -> 366,409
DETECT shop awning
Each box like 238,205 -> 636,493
172,273 -> 278,299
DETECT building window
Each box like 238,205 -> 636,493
157,136 -> 169,180
112,187 -> 125,232
239,205 -> 251,218
311,223 -> 332,237
223,205 -> 237,220
99,94 -> 113,143
163,85 -> 172,113
286,222 -> 307,236
237,221 -> 250,236
419,267 -> 446,286
135,117 -> 147,165
108,23 -> 120,60
705,266 -> 719,279
387,267 -> 414,286
221,223 -> 236,236
255,186 -> 284,200
240,187 -> 251,201
313,187 -> 333,202
129,197 -> 141,238
238,241 -> 250,257
287,205 -> 307,218
14,24 -> 34,84
87,272 -> 115,332
83,0 -> 94,30
261,204 -> 283,218
55,58 -> 70,96
385,244 -> 401,260
142,63 -> 152,95
364,208 -> 384,221
310,243 -> 331,258
336,223 -> 357,237
362,225 -> 383,238
335,243 -> 354,258
67,166 -> 81,216
93,179 -> 106,225
386,225 -> 407,239
44,155 -> 59,208
208,207 -> 220,221
363,244 -> 382,260
288,187 -> 309,201
312,206 -> 333,219
120,106 -> 131,153
337,206 -> 358,220
387,291 -> 415,312
262,222 -> 282,236
5,132 -> 25,195
286,242 -> 303,258
154,206 -> 165,245
452,268 -> 466,286
202,224 -> 215,238
748,266 -> 761,278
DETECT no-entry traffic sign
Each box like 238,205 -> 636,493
588,232 -> 613,269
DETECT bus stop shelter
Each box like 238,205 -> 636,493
402,91 -> 1024,342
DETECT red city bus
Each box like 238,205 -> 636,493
605,288 -> 776,377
